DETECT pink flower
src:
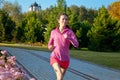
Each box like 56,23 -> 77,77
0,56 -> 5,60
7,56 -> 16,61
1,50 -> 7,55
0,60 -> 5,66
14,72 -> 25,79
0,71 -> 14,80
5,63 -> 12,70
7,56 -> 16,66
10,67 -> 18,73
0,49 -> 27,80
0,67 -> 5,73
6,72 -> 14,80
0,74 -> 6,80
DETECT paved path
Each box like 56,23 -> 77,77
0,46 -> 120,80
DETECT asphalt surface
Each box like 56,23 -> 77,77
0,46 -> 120,80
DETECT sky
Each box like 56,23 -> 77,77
5,0 -> 118,12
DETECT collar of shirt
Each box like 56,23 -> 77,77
56,27 -> 69,34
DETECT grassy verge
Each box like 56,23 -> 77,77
0,43 -> 120,71
70,50 -> 120,70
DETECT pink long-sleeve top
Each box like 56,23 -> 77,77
48,27 -> 79,61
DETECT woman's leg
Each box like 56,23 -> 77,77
52,63 -> 67,80
60,67 -> 67,77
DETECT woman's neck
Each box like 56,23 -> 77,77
59,26 -> 65,33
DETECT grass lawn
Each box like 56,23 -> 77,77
0,43 -> 120,71
70,50 -> 120,70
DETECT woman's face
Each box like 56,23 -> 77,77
58,15 -> 68,27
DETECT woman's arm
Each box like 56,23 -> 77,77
48,31 -> 55,51
64,30 -> 79,48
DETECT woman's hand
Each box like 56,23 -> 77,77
49,45 -> 55,51
63,33 -> 71,39
63,34 -> 67,39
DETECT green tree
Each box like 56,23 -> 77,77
22,12 -> 44,43
78,6 -> 98,24
110,19 -> 120,51
76,21 -> 92,48
87,8 -> 98,24
44,8 -> 58,43
0,10 -> 5,42
88,6 -> 120,51
0,9 -> 15,41
3,1 -> 22,26
68,5 -> 80,32
78,6 -> 88,22
0,19 -> 5,42
4,16 -> 15,41
0,24 -> 5,42
3,1 -> 22,41
57,0 -> 67,13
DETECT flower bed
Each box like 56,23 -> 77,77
0,49 -> 35,80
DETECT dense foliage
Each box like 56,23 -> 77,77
0,9 -> 15,41
0,0 -> 120,51
87,6 -> 120,51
